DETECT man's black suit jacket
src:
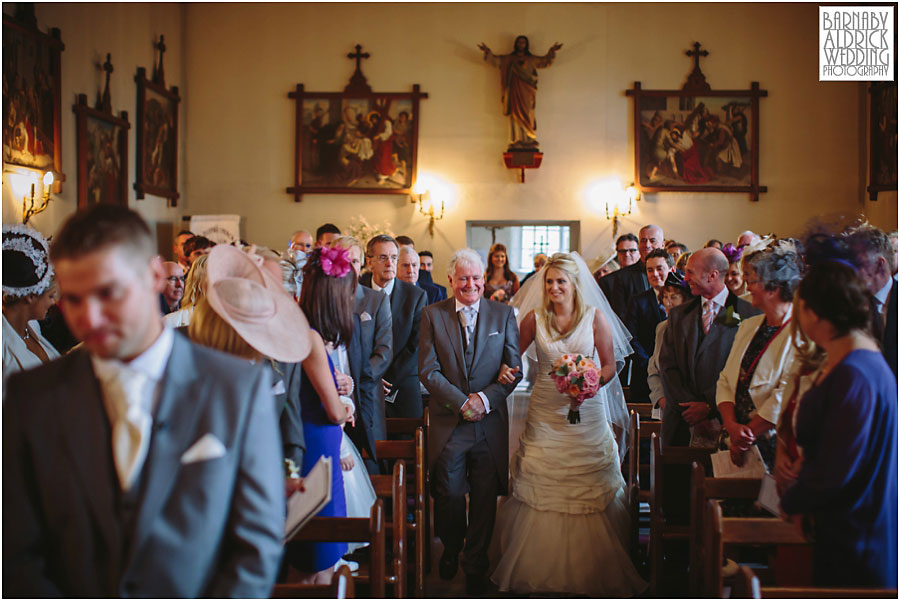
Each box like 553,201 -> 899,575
599,261 -> 649,321
624,287 -> 666,401
345,313 -> 380,462
417,270 -> 448,305
363,278 -> 427,418
871,278 -> 898,378
658,290 -> 761,446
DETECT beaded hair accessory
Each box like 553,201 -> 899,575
2,224 -> 54,298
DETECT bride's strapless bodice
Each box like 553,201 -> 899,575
510,307 -> 625,514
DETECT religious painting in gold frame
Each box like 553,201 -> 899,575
73,94 -> 129,209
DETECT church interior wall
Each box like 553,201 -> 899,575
3,2 -> 896,287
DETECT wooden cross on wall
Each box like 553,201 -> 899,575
98,53 -> 114,113
153,35 -> 166,87
345,44 -> 372,93
683,41 -> 711,93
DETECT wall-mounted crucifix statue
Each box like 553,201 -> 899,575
478,36 -> 562,150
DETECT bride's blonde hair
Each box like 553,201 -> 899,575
540,253 -> 588,341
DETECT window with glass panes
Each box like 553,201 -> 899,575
518,225 -> 570,270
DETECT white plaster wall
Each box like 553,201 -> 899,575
1,2 -> 185,245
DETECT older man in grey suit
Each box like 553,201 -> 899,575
3,206 -> 284,597
659,247 -> 760,447
419,248 -> 522,595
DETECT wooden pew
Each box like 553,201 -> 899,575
704,499 -> 810,598
375,428 -> 426,598
625,411 -> 641,561
736,565 -> 898,599
287,499 -> 386,598
386,407 -> 432,579
369,461 -> 406,598
272,564 -> 355,599
688,462 -> 762,596
648,433 -> 714,596
627,402 -> 654,422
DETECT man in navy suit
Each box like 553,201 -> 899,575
419,250 -> 448,303
624,248 -> 674,402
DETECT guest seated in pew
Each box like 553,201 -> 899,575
716,242 -> 803,470
781,259 -> 897,588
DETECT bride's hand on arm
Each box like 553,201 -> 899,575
592,310 -> 617,385
497,363 -> 520,384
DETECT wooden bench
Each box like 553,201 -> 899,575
688,462 -> 762,596
627,402 -> 654,421
625,411 -> 641,561
287,499 -> 386,598
374,428 -> 426,598
648,433 -> 713,596
704,499 -> 811,598
272,564 -> 355,598
369,461 -> 406,598
736,565 -> 898,599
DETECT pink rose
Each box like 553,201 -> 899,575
582,368 -> 600,389
554,377 -> 568,394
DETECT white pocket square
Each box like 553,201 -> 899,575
271,379 -> 286,395
488,331 -> 500,337
360,312 -> 372,322
181,433 -> 227,464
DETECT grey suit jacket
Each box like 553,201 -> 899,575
658,290 -> 761,446
418,298 -> 522,494
354,284 -> 392,380
2,334 -> 285,598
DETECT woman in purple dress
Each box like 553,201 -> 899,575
781,260 -> 897,588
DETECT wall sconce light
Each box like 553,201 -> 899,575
411,188 -> 444,237
22,170 -> 55,225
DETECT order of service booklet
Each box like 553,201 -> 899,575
284,455 -> 332,543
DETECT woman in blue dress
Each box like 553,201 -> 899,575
284,246 -> 358,582
780,260 -> 897,588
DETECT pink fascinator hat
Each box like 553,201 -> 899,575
204,244 -> 312,362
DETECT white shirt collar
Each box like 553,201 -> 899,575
704,286 -> 730,309
372,277 -> 396,296
91,326 -> 175,383
875,277 -> 893,307
455,298 -> 481,314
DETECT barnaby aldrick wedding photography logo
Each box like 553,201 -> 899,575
820,6 -> 895,81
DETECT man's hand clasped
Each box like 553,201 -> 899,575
461,393 -> 486,422
497,363 -> 520,385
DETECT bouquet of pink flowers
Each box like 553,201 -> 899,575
549,353 -> 604,424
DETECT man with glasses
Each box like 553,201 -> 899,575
615,233 -> 640,268
600,226 -> 665,320
159,261 -> 185,315
364,235 -> 427,419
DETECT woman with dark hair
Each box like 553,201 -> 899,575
484,243 -> 520,300
282,245 -> 361,581
647,272 -> 693,416
716,244 -> 803,469
721,243 -> 748,298
2,225 -> 60,383
780,260 -> 897,588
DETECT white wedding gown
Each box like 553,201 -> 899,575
491,308 -> 647,596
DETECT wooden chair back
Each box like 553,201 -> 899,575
272,564 -> 356,599
648,433 -> 713,596
627,402 -> 654,421
736,565 -> 898,599
705,499 -> 809,598
374,427 -> 426,598
626,411 -> 640,560
370,460 -> 406,598
688,462 -> 761,595
288,499 -> 386,598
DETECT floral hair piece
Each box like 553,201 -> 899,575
317,246 -> 351,278
2,224 -> 54,298
721,243 -> 743,264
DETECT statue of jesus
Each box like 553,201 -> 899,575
478,36 -> 563,150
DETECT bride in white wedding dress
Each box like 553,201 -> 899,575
491,252 -> 647,596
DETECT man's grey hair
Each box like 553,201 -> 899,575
448,248 -> 485,274
398,245 -> 419,261
640,224 -> 664,238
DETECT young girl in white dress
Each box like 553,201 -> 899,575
492,252 -> 647,596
